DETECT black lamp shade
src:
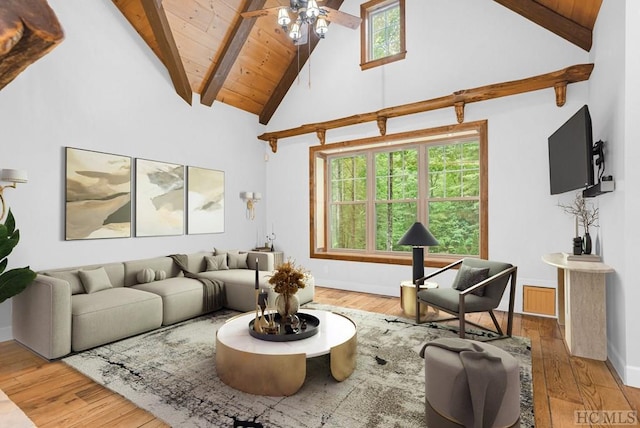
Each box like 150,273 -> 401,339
398,222 -> 439,285
397,222 -> 439,247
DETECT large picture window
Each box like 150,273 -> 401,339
310,121 -> 488,268
360,0 -> 406,70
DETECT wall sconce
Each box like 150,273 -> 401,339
0,169 -> 28,221
240,191 -> 262,220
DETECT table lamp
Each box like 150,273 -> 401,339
397,222 -> 439,285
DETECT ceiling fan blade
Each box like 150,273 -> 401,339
241,7 -> 281,19
323,7 -> 361,30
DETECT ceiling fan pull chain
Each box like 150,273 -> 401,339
297,43 -> 300,85
308,34 -> 312,89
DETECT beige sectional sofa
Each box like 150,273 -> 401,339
12,251 -> 315,360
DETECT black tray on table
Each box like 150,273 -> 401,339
248,312 -> 320,342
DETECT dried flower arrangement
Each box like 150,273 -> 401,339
268,260 -> 308,295
559,192 -> 599,235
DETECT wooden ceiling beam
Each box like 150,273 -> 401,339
258,63 -> 594,151
0,0 -> 64,91
200,0 -> 266,107
259,0 -> 345,125
141,0 -> 192,105
493,0 -> 593,51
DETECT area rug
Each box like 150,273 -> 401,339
62,304 -> 534,427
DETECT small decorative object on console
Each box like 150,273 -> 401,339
559,192 -> 599,255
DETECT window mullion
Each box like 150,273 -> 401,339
418,144 -> 428,224
366,152 -> 376,253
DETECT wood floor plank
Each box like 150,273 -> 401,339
0,285 -> 638,427
549,396 -> 586,428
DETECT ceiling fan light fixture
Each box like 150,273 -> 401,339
277,7 -> 291,28
315,16 -> 328,38
289,20 -> 302,41
306,0 -> 320,19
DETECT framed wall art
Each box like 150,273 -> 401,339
135,158 -> 184,237
187,166 -> 225,234
65,147 -> 132,240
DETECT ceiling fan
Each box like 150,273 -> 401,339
242,0 -> 361,45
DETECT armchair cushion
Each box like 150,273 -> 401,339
417,288 -> 496,313
452,265 -> 490,296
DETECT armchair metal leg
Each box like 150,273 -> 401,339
489,310 -> 504,336
459,317 -> 466,338
507,269 -> 517,337
459,297 -> 466,338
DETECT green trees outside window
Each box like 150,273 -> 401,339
370,2 -> 401,60
360,0 -> 406,70
328,139 -> 481,258
311,121 -> 487,265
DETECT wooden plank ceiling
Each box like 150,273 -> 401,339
110,0 -> 602,125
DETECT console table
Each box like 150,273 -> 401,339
542,253 -> 614,361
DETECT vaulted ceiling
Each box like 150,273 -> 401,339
0,0 -> 602,125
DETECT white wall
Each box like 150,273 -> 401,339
0,0 -> 269,340
589,0 -> 640,388
265,0 -> 589,310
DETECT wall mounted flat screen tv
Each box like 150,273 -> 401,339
548,105 -> 594,195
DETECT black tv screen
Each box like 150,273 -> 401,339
548,105 -> 594,195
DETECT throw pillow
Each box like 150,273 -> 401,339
78,267 -> 113,294
137,268 -> 155,284
155,270 -> 167,281
452,264 -> 490,297
213,248 -> 239,256
45,270 -> 84,295
228,252 -> 249,269
205,254 -> 229,271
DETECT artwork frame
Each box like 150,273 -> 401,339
187,166 -> 225,235
135,158 -> 185,237
65,147 -> 132,240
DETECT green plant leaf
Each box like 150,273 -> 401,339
0,259 -> 6,275
0,267 -> 36,304
4,210 -> 16,235
0,228 -> 18,261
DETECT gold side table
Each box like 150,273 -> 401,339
400,280 -> 438,317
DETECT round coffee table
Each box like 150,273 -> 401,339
216,309 -> 357,396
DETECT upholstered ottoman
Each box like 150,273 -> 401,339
421,338 -> 520,427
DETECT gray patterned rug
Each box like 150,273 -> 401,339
62,303 -> 534,427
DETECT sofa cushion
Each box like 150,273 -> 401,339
185,252 -> 211,273
79,267 -> 113,294
155,270 -> 167,280
42,262 -> 126,290
45,270 -> 84,295
137,268 -> 156,284
131,277 -> 217,325
227,252 -> 248,269
206,254 -> 228,271
71,288 -> 162,352
214,248 -> 239,256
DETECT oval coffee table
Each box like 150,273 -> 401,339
216,309 -> 357,396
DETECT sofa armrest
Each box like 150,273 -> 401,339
12,274 -> 72,360
247,252 -> 275,272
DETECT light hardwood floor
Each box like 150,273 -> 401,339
1,286 -> 639,427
